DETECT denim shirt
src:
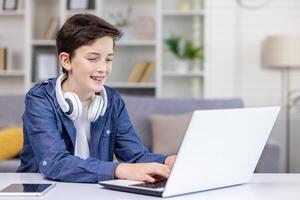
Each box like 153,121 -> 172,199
17,78 -> 166,183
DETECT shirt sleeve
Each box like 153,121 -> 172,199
114,94 -> 167,164
23,90 -> 119,183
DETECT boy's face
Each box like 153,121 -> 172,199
68,36 -> 114,94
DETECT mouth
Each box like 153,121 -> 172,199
90,75 -> 105,84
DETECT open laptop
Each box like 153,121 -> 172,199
99,107 -> 280,197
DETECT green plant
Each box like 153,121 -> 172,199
109,7 -> 132,28
164,36 -> 204,61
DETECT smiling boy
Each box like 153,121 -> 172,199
17,14 -> 175,183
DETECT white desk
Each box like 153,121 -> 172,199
0,173 -> 299,200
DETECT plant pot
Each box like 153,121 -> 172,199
174,58 -> 190,73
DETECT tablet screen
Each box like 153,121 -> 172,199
0,184 -> 54,195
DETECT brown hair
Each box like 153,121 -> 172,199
56,14 -> 122,73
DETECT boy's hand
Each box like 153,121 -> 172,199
114,162 -> 171,183
164,155 -> 177,169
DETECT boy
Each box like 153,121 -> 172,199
17,14 -> 176,183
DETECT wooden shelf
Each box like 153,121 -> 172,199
162,10 -> 205,16
0,10 -> 25,16
162,70 -> 204,77
117,40 -> 156,46
66,9 -> 96,16
0,70 -> 24,76
106,82 -> 156,89
31,40 -> 56,46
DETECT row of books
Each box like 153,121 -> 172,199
128,60 -> 155,83
0,48 -> 6,71
43,17 -> 58,40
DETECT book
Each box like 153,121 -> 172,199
43,17 -> 58,40
140,60 -> 155,82
0,48 -> 7,71
127,61 -> 148,82
35,53 -> 58,82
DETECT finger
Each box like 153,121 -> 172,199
145,163 -> 170,178
144,175 -> 156,183
155,163 -> 171,175
146,165 -> 170,179
154,167 -> 170,179
151,163 -> 171,172
152,175 -> 167,182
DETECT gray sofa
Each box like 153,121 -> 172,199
0,95 -> 281,173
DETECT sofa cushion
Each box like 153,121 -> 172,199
0,126 -> 23,160
150,113 -> 192,155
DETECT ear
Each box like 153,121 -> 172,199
59,52 -> 72,72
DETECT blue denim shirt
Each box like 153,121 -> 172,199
17,78 -> 166,183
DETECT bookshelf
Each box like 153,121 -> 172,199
0,0 -> 25,94
1,0 -> 207,99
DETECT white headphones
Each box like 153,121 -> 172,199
55,74 -> 107,122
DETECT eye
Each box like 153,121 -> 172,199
88,57 -> 98,62
106,58 -> 113,63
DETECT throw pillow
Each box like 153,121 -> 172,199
149,113 -> 192,155
0,126 -> 23,160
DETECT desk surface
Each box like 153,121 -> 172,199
0,173 -> 299,200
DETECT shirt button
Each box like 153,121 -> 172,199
42,161 -> 47,166
106,130 -> 111,135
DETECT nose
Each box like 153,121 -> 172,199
96,60 -> 108,73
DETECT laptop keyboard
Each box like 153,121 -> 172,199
132,180 -> 167,189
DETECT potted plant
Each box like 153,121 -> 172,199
164,36 -> 204,72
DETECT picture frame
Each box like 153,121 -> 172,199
67,0 -> 89,10
2,0 -> 18,10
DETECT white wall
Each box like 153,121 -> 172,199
206,0 -> 300,172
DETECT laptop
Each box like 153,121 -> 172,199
99,107 -> 280,197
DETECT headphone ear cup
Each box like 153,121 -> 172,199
55,74 -> 70,113
64,92 -> 82,121
88,95 -> 103,122
99,87 -> 107,116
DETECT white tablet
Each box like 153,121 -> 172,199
0,183 -> 55,196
